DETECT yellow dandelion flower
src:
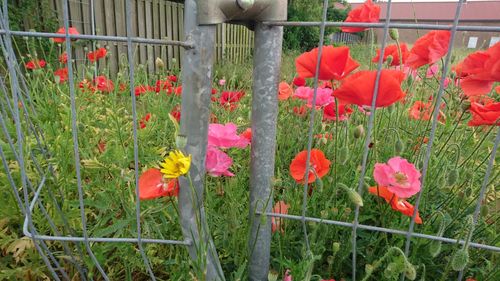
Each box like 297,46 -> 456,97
160,150 -> 191,179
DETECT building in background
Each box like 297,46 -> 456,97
349,0 -> 500,49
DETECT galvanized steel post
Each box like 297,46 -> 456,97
178,0 -> 225,280
248,22 -> 283,281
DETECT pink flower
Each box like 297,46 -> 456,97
373,157 -> 421,198
208,123 -> 250,149
283,270 -> 293,281
426,64 -> 439,78
218,79 -> 226,86
293,86 -> 334,108
205,146 -> 234,177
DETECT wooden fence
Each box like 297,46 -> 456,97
19,0 -> 254,74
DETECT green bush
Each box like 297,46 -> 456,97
284,0 -> 350,51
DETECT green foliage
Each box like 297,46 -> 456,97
284,0 -> 350,51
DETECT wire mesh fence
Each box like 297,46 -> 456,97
0,0 -> 499,280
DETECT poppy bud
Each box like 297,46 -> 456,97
84,46 -> 89,52
429,241 -> 442,257
447,169 -> 459,186
155,57 -> 165,69
338,146 -> 349,165
339,183 -> 363,207
451,249 -> 469,271
395,139 -> 405,155
461,100 -> 471,111
353,125 -> 365,139
268,271 -> 278,281
332,242 -> 340,254
386,55 -> 393,66
365,264 -> 374,275
260,213 -> 267,226
327,255 -> 334,265
405,263 -> 417,280
171,58 -> 177,65
175,134 -> 187,150
237,0 -> 255,10
389,28 -> 399,41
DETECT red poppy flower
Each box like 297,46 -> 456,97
368,186 -> 422,224
293,77 -> 306,87
495,85 -> 500,94
406,30 -> 451,69
296,46 -> 360,81
174,86 -> 182,96
241,128 -> 252,142
289,149 -> 331,184
170,105 -> 181,123
408,100 -> 445,122
52,27 -> 80,43
134,85 -> 155,96
293,105 -> 308,117
468,101 -> 500,126
323,101 -> 353,121
372,43 -> 410,66
220,91 -> 245,110
119,83 -> 127,93
139,113 -> 152,129
155,79 -> 173,93
333,70 -> 406,108
25,59 -> 46,70
93,76 -> 114,93
59,52 -> 68,64
87,47 -> 107,63
168,75 -> 178,82
341,0 -> 381,33
97,140 -> 106,154
458,42 -> 500,96
54,68 -> 69,83
278,82 -> 293,101
138,168 -> 179,200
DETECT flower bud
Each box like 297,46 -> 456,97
338,146 -> 349,165
339,183 -> 363,207
365,264 -> 374,275
461,100 -> 471,111
395,139 -> 405,155
429,241 -> 442,257
451,249 -> 469,271
332,242 -> 340,254
389,28 -> 399,41
268,271 -> 278,281
405,263 -> 417,280
447,169 -> 459,186
327,255 -> 334,265
353,125 -> 365,139
155,57 -> 165,69
175,134 -> 187,150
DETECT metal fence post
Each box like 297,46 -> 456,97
178,0 -> 225,280
248,22 -> 283,281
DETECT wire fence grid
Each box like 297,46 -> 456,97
0,0 -> 499,280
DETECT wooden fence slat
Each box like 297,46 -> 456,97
171,3 -> 179,69
159,0 -> 167,70
114,0 -> 126,70
144,0 -> 154,73
152,0 -> 160,73
103,0 -> 118,75
137,0 -> 147,69
166,2 -> 173,69
178,3 -> 184,67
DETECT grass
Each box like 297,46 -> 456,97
0,38 -> 499,281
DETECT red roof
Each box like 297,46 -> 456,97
351,1 -> 500,21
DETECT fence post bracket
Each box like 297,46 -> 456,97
197,0 -> 287,26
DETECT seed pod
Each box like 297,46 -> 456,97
389,28 -> 400,41
395,139 -> 405,155
429,240 -> 442,257
451,249 -> 469,271
447,169 -> 459,186
354,125 -> 365,139
338,146 -> 349,165
365,264 -> 374,275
